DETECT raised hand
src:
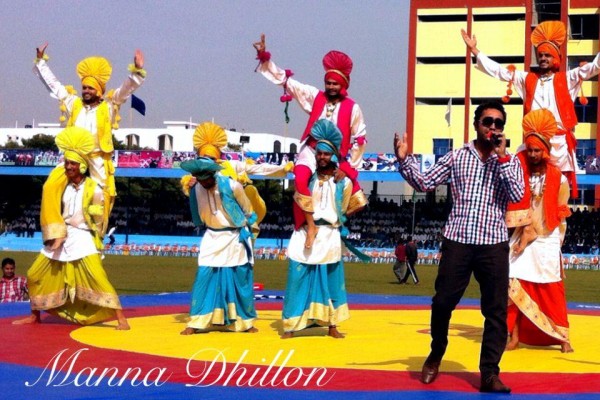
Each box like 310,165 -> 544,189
460,29 -> 479,55
393,132 -> 408,162
253,34 -> 266,54
36,42 -> 48,59
134,49 -> 144,69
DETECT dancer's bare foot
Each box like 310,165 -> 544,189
116,321 -> 130,330
305,225 -> 318,249
12,312 -> 41,325
245,327 -> 258,333
180,327 -> 197,335
328,326 -> 345,339
280,332 -> 294,339
115,310 -> 130,330
561,342 -> 574,353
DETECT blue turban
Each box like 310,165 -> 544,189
311,119 -> 342,160
181,157 -> 223,179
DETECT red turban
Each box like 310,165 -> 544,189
323,50 -> 353,95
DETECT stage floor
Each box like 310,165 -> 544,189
2,292 -> 599,399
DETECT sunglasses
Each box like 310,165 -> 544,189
479,117 -> 505,130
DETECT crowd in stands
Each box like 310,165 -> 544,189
562,207 -> 600,255
109,205 -> 199,236
1,205 -> 39,237
2,193 -> 600,255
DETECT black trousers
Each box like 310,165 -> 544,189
400,259 -> 419,284
428,238 -> 509,378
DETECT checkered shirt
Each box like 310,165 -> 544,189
0,275 -> 28,302
400,141 -> 524,245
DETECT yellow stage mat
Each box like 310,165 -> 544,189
71,309 -> 600,373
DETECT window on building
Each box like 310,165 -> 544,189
433,138 -> 453,160
417,15 -> 466,22
158,134 -> 173,151
273,140 -> 281,153
574,97 -> 598,124
472,13 -> 525,22
417,56 -> 526,65
535,0 -> 561,24
126,134 -> 140,148
290,143 -> 297,153
470,97 -> 523,106
576,139 -> 597,170
569,14 -> 599,40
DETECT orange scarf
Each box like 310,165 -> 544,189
508,151 -> 569,231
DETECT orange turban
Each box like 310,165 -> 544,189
323,50 -> 353,94
522,109 -> 558,159
531,21 -> 566,70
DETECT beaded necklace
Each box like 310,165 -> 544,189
530,172 -> 546,202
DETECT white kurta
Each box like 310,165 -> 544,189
509,175 -> 569,283
195,179 -> 254,267
259,60 -> 367,170
476,52 -> 600,172
41,179 -> 103,262
288,176 -> 351,264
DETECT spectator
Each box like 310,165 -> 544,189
401,235 -> 419,285
0,257 -> 28,303
393,238 -> 407,283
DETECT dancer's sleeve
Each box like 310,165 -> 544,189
258,59 -> 319,113
34,59 -> 77,111
348,104 -> 367,170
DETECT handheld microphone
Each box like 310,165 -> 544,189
493,134 -> 502,146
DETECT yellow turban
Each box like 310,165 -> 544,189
199,145 -> 221,160
55,126 -> 95,173
193,122 -> 228,160
76,56 -> 112,96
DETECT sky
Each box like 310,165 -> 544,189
0,0 -> 409,153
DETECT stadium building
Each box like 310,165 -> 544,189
408,0 -> 599,206
0,120 -> 300,154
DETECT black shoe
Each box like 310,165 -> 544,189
480,375 -> 511,393
420,359 -> 441,384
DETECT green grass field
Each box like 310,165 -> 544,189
5,251 -> 599,304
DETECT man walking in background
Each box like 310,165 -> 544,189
400,236 -> 419,285
393,238 -> 407,283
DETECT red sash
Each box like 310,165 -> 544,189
301,92 -> 355,158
